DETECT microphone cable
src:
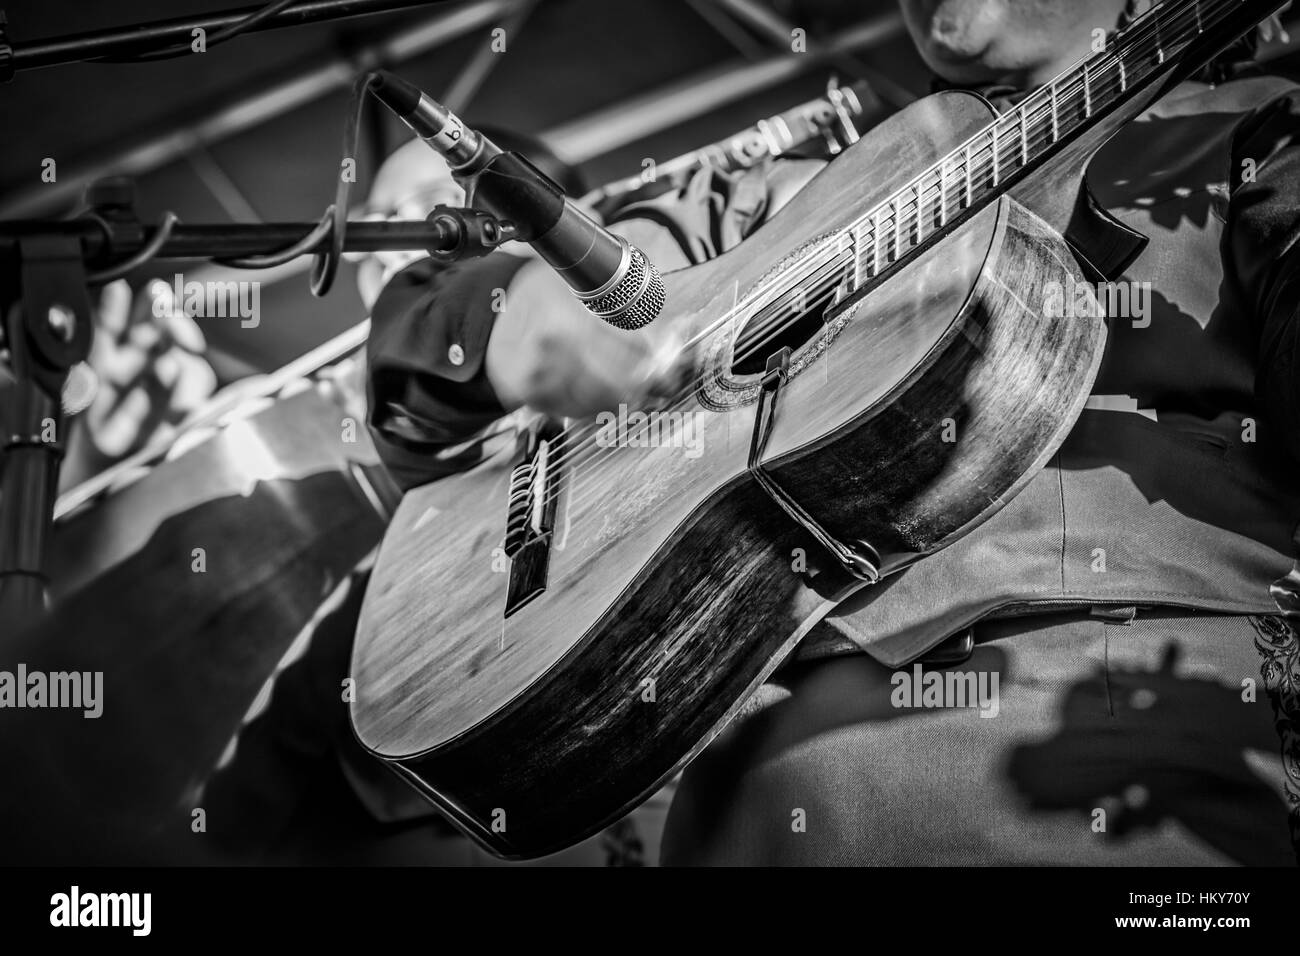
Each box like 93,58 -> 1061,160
93,0 -> 301,64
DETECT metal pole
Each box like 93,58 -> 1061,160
0,0 -> 522,219
545,12 -> 902,163
440,0 -> 538,113
6,0 -> 466,73
705,0 -> 915,108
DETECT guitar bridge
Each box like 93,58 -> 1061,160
503,420 -> 563,617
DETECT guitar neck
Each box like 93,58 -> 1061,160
837,0 -> 1284,291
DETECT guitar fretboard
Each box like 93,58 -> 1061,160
828,0 -> 1274,299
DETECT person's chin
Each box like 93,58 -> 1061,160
921,42 -> 1002,85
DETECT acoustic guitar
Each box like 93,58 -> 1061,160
351,0 -> 1285,858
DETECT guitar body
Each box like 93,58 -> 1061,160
351,89 -> 1115,858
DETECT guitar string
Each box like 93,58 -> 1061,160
556,0 -> 1231,517
529,0 -> 1240,514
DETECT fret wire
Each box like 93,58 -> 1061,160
915,179 -> 925,242
939,160 -> 948,226
1194,0 -> 1203,34
892,196 -> 901,260
1050,82 -> 1059,141
1083,61 -> 1091,117
837,229 -> 852,297
964,142 -> 973,207
873,207 -> 883,274
852,220 -> 864,290
1020,102 -> 1029,165
991,124 -> 1001,186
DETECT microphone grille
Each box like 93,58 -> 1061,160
582,245 -> 665,331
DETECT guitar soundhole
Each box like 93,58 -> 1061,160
730,300 -> 835,376
700,232 -> 861,411
729,231 -> 851,377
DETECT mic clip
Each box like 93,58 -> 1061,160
423,205 -> 517,265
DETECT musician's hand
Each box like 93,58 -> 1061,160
62,280 -> 217,485
485,259 -> 690,419
486,221 -> 694,420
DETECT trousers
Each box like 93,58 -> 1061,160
661,611 -> 1300,866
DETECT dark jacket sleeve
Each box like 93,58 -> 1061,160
365,253 -> 528,490
605,161 -> 773,264
1228,87 -> 1300,463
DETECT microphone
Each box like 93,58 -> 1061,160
369,71 -> 665,331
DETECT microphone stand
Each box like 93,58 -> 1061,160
0,177 -> 512,628
0,233 -> 91,628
